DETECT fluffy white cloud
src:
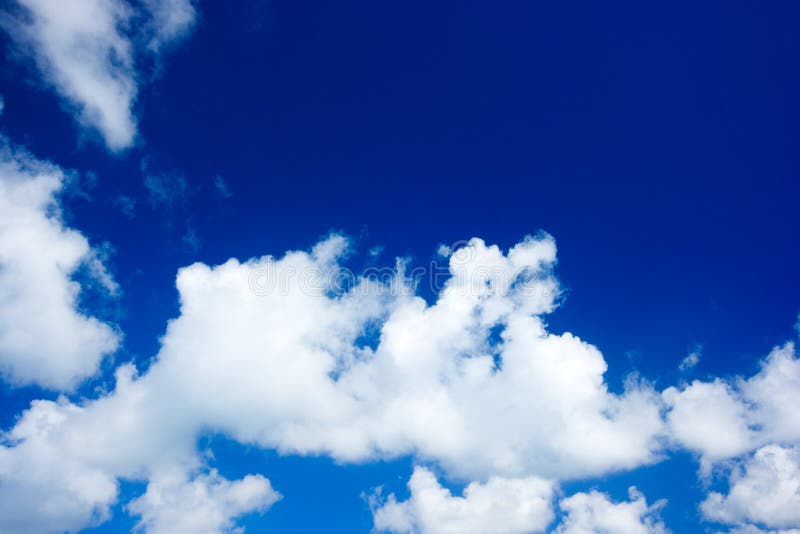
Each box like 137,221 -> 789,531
0,234 -> 667,532
0,398 -> 119,533
0,142 -> 119,389
370,469 -> 671,534
724,527 -> 800,534
0,0 -> 197,151
0,364 -> 269,533
7,230 -> 800,533
663,343 -> 800,469
702,445 -> 800,531
663,379 -> 755,465
151,234 -> 664,480
556,487 -> 669,534
127,468 -> 280,534
371,466 -> 554,534
668,347 -> 800,531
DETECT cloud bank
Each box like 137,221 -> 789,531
0,229 -> 798,532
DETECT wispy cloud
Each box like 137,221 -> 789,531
679,345 -> 702,372
182,222 -> 201,252
213,174 -> 233,199
111,194 -> 136,219
142,158 -> 187,210
0,0 -> 198,151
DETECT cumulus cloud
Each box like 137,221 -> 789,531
8,230 -> 799,533
371,466 -> 555,534
0,142 -> 119,389
0,233 -> 669,532
128,468 -> 280,534
370,469 -> 671,534
555,487 -> 669,534
0,399 -> 118,533
702,445 -> 800,532
152,234 -> 662,480
0,0 -> 197,151
663,343 -> 800,469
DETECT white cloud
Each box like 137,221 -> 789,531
8,230 -> 800,533
3,0 -> 136,150
679,347 -> 701,372
0,0 -> 197,151
663,343 -> 800,469
140,0 -> 197,53
0,142 -> 119,389
724,527 -> 800,534
702,445 -> 800,531
0,382 -> 275,534
0,398 -> 119,533
128,468 -> 280,534
663,380 -> 755,464
149,234 -> 662,480
371,466 -> 555,534
0,234 -> 669,532
555,487 -> 669,534
371,471 -> 672,534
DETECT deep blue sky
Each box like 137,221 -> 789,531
1,1 -> 799,531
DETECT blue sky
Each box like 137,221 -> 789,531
0,1 -> 799,533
